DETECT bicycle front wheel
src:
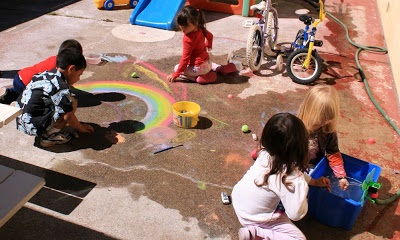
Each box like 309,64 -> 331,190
264,8 -> 278,56
246,25 -> 263,71
286,48 -> 323,85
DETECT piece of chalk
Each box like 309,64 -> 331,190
251,148 -> 258,160
131,72 -> 138,78
367,138 -> 375,144
228,94 -> 233,99
153,144 -> 183,154
252,133 -> 257,141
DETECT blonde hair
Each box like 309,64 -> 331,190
297,85 -> 340,134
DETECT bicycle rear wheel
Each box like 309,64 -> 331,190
246,24 -> 263,71
264,8 -> 279,56
286,48 -> 323,84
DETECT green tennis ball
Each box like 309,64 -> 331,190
131,72 -> 138,78
241,124 -> 249,133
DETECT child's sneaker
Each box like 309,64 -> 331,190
40,131 -> 72,148
219,63 -> 237,75
0,88 -> 20,105
196,71 -> 217,84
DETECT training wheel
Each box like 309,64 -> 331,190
276,54 -> 283,72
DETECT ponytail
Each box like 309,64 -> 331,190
177,6 -> 207,36
196,9 -> 207,36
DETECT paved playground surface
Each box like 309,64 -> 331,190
0,0 -> 399,239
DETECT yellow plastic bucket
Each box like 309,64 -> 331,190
172,101 -> 200,128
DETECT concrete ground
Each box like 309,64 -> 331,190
0,0 -> 399,239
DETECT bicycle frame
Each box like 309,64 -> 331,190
253,0 -> 274,48
246,0 -> 279,71
303,0 -> 325,68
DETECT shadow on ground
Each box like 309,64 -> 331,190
0,0 -> 80,31
34,120 -> 145,153
0,208 -> 116,240
0,155 -> 96,214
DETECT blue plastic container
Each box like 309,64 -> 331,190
308,153 -> 381,230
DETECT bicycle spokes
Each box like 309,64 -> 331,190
286,48 -> 323,84
246,25 -> 264,71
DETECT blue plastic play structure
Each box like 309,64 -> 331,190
130,0 -> 187,30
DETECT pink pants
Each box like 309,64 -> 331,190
238,213 -> 306,240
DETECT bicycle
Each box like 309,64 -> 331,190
245,0 -> 279,71
286,0 -> 326,84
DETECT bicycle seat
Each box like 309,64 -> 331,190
250,1 -> 266,11
299,15 -> 313,25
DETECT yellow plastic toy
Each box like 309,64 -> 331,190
94,0 -> 138,10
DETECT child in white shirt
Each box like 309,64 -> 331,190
232,113 -> 330,240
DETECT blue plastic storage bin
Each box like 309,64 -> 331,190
308,153 -> 381,230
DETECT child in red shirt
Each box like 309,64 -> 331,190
0,39 -> 83,104
167,6 -> 236,84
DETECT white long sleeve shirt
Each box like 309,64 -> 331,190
232,150 -> 309,225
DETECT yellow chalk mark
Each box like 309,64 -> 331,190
197,181 -> 207,190
208,116 -> 229,129
174,129 -> 196,143
135,65 -> 171,93
122,65 -> 133,78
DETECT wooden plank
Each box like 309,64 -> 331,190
0,170 -> 45,227
0,103 -> 22,128
0,165 -> 14,183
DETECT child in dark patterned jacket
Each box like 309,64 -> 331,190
16,48 -> 93,148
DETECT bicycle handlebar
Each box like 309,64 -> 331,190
305,0 -> 320,10
303,0 -> 325,23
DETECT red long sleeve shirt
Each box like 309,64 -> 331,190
18,56 -> 57,86
172,29 -> 213,79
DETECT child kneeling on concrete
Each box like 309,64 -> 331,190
15,48 -> 94,147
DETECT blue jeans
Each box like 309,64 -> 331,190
11,74 -> 25,95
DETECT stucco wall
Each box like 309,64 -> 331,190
376,0 -> 400,102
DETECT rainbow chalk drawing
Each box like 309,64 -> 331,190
74,81 -> 176,131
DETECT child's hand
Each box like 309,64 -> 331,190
319,176 -> 331,192
167,74 -> 175,82
339,178 -> 349,191
312,177 -> 331,192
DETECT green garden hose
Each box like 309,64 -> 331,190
375,190 -> 400,205
325,9 -> 400,205
326,11 -> 400,136
304,0 -> 400,135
